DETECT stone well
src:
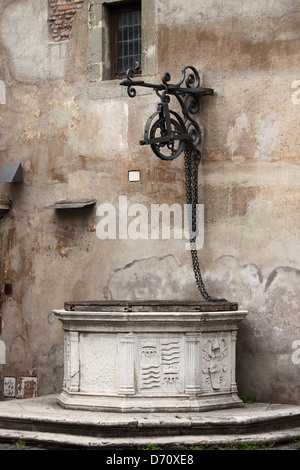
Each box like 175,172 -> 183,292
54,301 -> 247,412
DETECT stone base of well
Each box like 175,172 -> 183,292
54,301 -> 247,412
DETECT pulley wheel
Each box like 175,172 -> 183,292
150,116 -> 185,161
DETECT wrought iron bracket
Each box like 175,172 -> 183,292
120,66 -> 226,302
120,66 -> 213,161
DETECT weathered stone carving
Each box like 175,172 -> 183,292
54,303 -> 247,412
202,336 -> 228,390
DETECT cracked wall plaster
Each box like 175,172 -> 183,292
107,255 -> 197,301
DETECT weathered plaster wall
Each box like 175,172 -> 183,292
155,0 -> 300,403
0,0 -> 299,403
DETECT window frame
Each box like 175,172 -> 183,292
108,0 -> 142,80
88,0 -> 156,99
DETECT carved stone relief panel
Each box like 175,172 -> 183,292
138,337 -> 183,393
161,340 -> 181,390
79,333 -> 116,393
202,334 -> 230,392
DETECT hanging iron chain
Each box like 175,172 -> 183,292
184,140 -> 227,302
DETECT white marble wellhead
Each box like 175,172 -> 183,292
54,304 -> 247,412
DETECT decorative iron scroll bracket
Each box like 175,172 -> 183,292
120,66 -> 213,161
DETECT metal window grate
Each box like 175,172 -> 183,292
117,9 -> 141,74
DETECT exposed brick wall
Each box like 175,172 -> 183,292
48,0 -> 84,42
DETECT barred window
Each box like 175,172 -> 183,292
109,1 -> 141,79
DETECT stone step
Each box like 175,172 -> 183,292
0,396 -> 300,449
0,426 -> 300,450
1,406 -> 300,438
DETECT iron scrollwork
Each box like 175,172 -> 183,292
120,66 -> 213,161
